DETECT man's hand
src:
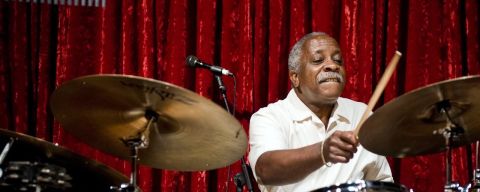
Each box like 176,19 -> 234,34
322,131 -> 359,164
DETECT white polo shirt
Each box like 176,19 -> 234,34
248,89 -> 393,192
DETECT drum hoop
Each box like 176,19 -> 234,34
314,180 -> 410,192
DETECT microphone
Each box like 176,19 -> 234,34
186,55 -> 233,76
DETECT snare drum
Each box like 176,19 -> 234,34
313,180 -> 411,192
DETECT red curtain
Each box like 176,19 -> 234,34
0,0 -> 479,191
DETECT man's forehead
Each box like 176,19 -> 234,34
305,35 -> 339,49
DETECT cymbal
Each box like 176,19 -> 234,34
50,74 -> 247,171
359,75 -> 480,157
0,128 -> 128,192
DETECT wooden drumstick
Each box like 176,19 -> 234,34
353,51 -> 402,136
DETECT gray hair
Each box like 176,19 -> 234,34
288,32 -> 327,72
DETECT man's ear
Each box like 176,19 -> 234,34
289,70 -> 299,88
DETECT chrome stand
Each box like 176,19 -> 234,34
111,109 -> 158,192
439,102 -> 464,192
0,138 -> 14,178
0,138 -> 14,166
464,141 -> 480,192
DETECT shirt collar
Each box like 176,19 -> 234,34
286,89 -> 351,125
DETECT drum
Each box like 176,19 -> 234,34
464,183 -> 480,192
0,129 -> 129,192
0,161 -> 72,191
313,180 -> 411,192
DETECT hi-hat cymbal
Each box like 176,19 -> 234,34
0,128 -> 128,192
50,74 -> 247,171
359,75 -> 480,157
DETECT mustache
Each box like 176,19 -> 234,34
316,72 -> 344,83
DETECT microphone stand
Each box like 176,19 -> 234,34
214,75 -> 253,192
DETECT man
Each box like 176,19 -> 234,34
248,32 -> 393,191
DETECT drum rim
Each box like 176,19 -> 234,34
314,180 -> 410,192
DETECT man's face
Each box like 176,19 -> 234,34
290,35 -> 346,105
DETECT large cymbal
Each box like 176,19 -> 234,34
50,74 -> 247,171
0,128 -> 128,192
359,75 -> 480,157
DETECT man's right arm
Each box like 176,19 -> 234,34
248,111 -> 358,186
254,142 -> 326,185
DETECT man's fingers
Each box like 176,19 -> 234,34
323,131 -> 359,164
338,132 -> 359,147
328,133 -> 357,153
327,146 -> 355,162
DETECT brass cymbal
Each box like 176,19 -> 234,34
50,74 -> 247,171
359,75 -> 480,157
0,128 -> 128,192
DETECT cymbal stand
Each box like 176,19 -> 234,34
439,102 -> 465,192
112,109 -> 158,192
464,141 -> 480,191
0,138 -> 14,166
0,138 -> 14,179
214,75 -> 253,192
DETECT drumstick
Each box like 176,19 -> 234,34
353,51 -> 402,136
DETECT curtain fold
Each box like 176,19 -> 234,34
0,0 -> 479,191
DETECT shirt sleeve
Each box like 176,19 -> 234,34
364,155 -> 394,182
248,107 -> 289,179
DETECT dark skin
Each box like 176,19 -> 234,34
255,34 -> 359,185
